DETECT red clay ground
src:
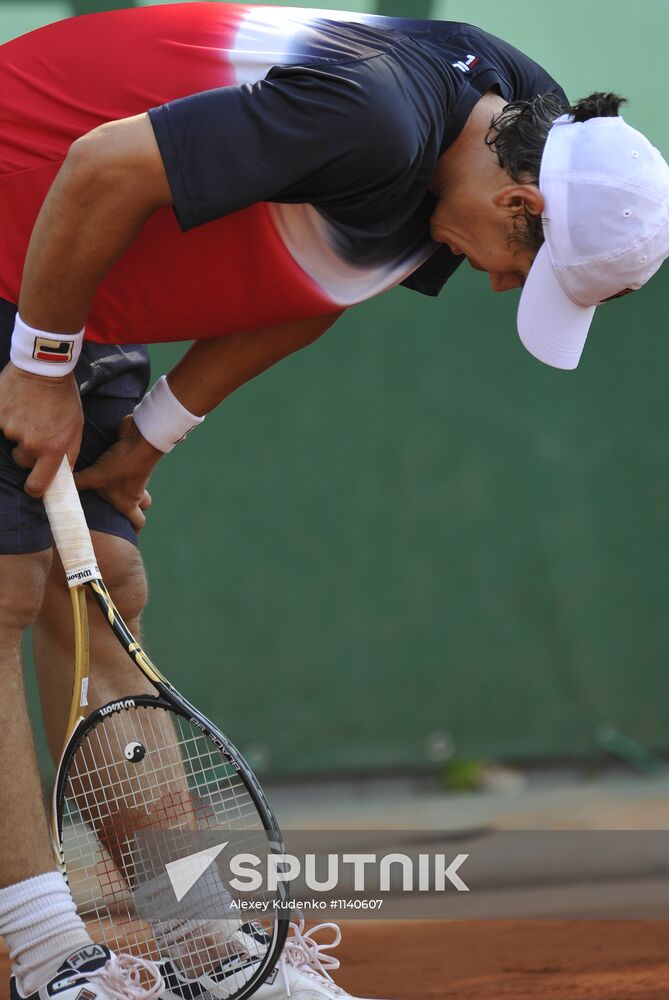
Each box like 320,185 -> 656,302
2,922 -> 668,999
325,921 -> 669,999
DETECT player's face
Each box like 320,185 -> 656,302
429,184 -> 541,293
447,238 -> 534,292
429,204 -> 536,292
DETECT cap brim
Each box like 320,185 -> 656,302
517,244 -> 596,370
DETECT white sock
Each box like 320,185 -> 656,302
0,872 -> 92,995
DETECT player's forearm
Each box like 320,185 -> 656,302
18,115 -> 171,333
165,312 -> 344,415
74,314 -> 343,512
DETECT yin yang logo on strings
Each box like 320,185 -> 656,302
124,741 -> 146,763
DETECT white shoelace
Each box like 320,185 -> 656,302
73,954 -> 163,1000
279,919 -> 348,997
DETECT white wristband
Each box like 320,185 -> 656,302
133,375 -> 205,453
10,313 -> 84,376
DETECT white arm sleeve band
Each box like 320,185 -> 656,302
133,375 -> 205,453
10,314 -> 84,376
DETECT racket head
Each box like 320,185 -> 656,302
54,694 -> 288,1000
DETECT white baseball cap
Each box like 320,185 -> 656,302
517,114 -> 669,369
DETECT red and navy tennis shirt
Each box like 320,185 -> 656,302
0,3 -> 565,345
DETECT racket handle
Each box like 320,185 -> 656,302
44,457 -> 101,587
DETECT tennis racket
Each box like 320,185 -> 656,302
43,456 -> 288,999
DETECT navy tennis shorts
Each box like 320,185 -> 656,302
0,298 -> 151,554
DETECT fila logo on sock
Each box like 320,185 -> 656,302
32,337 -> 74,363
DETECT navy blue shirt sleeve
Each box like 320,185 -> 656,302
149,52 -> 434,233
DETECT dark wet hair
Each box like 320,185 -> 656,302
486,92 -> 627,252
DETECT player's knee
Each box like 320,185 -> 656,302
92,533 -> 148,626
0,550 -> 51,634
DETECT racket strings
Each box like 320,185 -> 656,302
60,705 -> 274,989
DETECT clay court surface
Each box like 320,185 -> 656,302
2,920 -> 668,999
332,921 -> 669,999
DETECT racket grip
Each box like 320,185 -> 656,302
44,457 -> 101,587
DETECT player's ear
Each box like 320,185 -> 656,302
493,184 -> 544,217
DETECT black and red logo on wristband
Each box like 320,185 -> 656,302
32,336 -> 74,364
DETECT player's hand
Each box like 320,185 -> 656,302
0,361 -> 83,496
74,414 -> 163,531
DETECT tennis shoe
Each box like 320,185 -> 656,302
161,919 -> 387,1000
160,923 -> 268,1000
262,919 -> 385,1000
9,944 -> 163,1000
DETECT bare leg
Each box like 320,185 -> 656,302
32,533 -> 174,873
33,531 -> 152,760
0,550 -> 54,886
33,533 -> 238,972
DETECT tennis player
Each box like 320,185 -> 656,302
0,5 -> 668,1000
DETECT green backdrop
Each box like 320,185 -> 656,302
1,0 -> 667,776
